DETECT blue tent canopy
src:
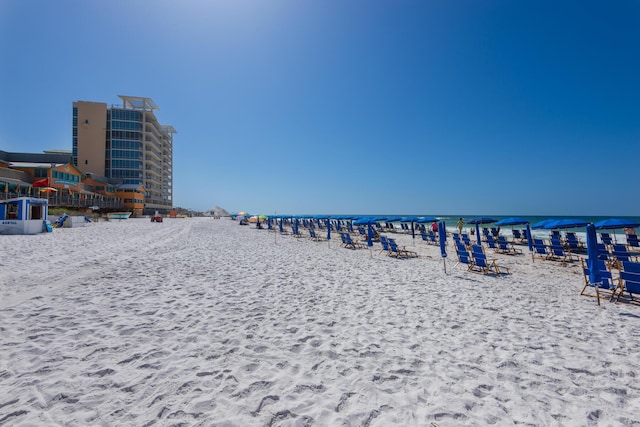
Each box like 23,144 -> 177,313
494,217 -> 529,226
400,216 -> 420,222
594,218 -> 640,230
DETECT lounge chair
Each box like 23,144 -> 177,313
291,225 -> 304,238
461,233 -> 472,247
420,229 -> 438,245
428,230 -> 439,245
581,258 -> 618,305
548,241 -> 577,262
379,235 -> 391,254
565,232 -> 584,251
616,261 -> 640,305
387,238 -> 418,258
496,235 -> 522,255
485,234 -> 499,251
308,228 -> 326,241
53,213 -> 68,228
454,242 -> 477,271
343,233 -> 365,249
471,244 -> 509,274
600,233 -> 613,246
627,234 -> 640,251
533,239 -> 552,260
611,244 -> 640,267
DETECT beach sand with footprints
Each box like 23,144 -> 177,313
1,217 -> 639,426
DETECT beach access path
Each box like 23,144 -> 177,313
0,218 -> 639,426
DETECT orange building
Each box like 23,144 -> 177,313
115,184 -> 146,216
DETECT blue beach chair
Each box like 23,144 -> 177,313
471,244 -> 509,274
581,258 -> 618,305
496,235 -> 522,255
387,238 -> 418,258
617,261 -> 640,305
454,243 -> 476,271
627,234 -> 640,250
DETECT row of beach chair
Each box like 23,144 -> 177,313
582,259 -> 640,306
454,241 -> 510,275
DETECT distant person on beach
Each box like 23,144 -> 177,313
431,221 -> 438,233
625,227 -> 636,235
457,218 -> 464,234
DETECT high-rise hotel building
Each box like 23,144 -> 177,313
72,95 -> 176,212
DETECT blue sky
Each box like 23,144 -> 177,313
1,0 -> 638,216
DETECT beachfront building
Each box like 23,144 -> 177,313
73,96 -> 176,214
0,149 -> 70,199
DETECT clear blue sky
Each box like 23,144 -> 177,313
1,1 -> 638,216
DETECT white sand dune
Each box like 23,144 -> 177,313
1,218 -> 639,426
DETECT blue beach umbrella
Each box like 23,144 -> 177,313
439,220 -> 447,273
353,217 -> 378,226
594,218 -> 640,230
416,216 -> 439,223
326,217 -> 331,241
531,219 -> 556,230
542,219 -> 590,230
586,223 -> 602,296
466,217 -> 497,245
494,217 -> 529,226
439,221 -> 447,258
525,223 -> 533,253
279,218 -> 283,233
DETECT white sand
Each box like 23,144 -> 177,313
1,218 -> 639,426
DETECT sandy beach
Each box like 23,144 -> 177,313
1,217 -> 639,426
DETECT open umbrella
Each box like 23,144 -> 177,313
466,217 -> 497,245
353,217 -> 379,226
494,217 -> 529,226
532,219 -> 555,229
32,178 -> 49,187
542,219 -> 590,230
594,218 -> 640,230
594,218 -> 640,244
